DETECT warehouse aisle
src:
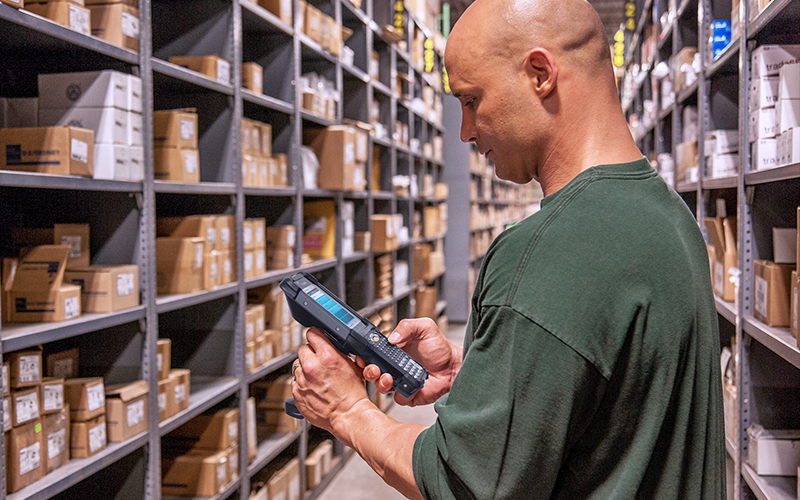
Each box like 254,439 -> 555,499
317,322 -> 467,499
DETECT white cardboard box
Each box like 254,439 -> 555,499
0,98 -> 38,128
39,106 -> 128,145
753,138 -> 779,170
94,143 -> 130,180
127,75 -> 142,113
127,111 -> 143,146
777,99 -> 800,134
704,130 -> 739,156
38,70 -> 129,111
751,45 -> 800,78
707,154 -> 740,178
129,146 -> 144,181
750,75 -> 780,110
750,108 -> 778,141
779,62 -> 800,100
747,425 -> 800,476
781,128 -> 800,165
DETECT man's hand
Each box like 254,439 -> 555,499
360,318 -> 463,406
292,327 -> 371,444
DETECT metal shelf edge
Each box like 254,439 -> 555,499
743,316 -> 800,370
246,429 -> 303,477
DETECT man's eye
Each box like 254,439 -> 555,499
465,98 -> 475,106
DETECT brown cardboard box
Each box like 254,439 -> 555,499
267,247 -> 294,270
169,408 -> 239,450
793,270 -> 800,340
303,3 -> 322,43
306,440 -> 333,489
754,260 -> 794,327
676,141 -> 698,181
0,126 -> 93,176
158,376 -> 176,421
11,387 -> 41,427
156,237 -> 205,294
41,377 -> 64,415
246,341 -> 256,373
227,445 -> 239,480
7,346 -> 43,389
258,0 -> 292,25
413,243 -> 432,283
7,418 -> 45,493
246,397 -> 257,461
266,225 -> 296,249
70,414 -> 107,458
258,124 -> 273,157
162,449 -> 229,497
252,218 -> 267,248
243,219 -> 256,250
371,215 -> 400,252
703,217 -> 738,302
24,3 -> 90,35
64,377 -> 105,421
43,405 -> 70,474
424,206 -> 440,237
54,224 -> 90,268
64,264 -> 139,313
216,215 -> 235,251
168,55 -> 231,85
3,361 -> 9,396
674,46 -> 699,93
274,153 -> 289,186
285,457 -> 301,500
153,146 -> 200,183
242,62 -> 264,94
415,286 -> 437,320
105,380 -> 148,442
244,250 -> 256,279
204,250 -> 220,289
219,250 -> 236,284
88,3 -> 139,51
47,348 -> 79,379
267,465 -> 290,500
1,0 -> 23,8
307,126 -> 365,191
245,304 -> 263,341
9,283 -> 81,323
170,368 -> 191,414
255,248 -> 267,276
153,109 -> 198,149
303,200 -> 336,258
2,258 -> 18,325
157,338 -> 171,381
159,215 -> 218,249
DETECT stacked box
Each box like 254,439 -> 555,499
306,440 -> 334,489
341,201 -> 355,257
153,108 -> 200,182
242,62 -> 264,94
64,264 -> 139,313
305,126 -> 367,191
169,55 -> 231,85
415,286 -> 437,320
0,126 -> 94,177
703,130 -> 740,179
6,246 -> 82,323
105,380 -> 148,442
265,225 -> 295,270
25,0 -> 90,35
704,216 -> 738,302
65,377 -> 107,458
259,0 -> 292,26
375,254 -> 393,299
253,375 -> 300,434
371,214 -> 402,252
241,118 -> 281,188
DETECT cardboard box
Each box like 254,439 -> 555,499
791,271 -> 799,339
285,457 -> 301,500
9,282 -> 81,323
25,2 -> 90,35
154,146 -> 200,183
306,440 -> 333,489
159,215 -> 218,249
64,377 -> 105,421
70,414 -> 107,458
169,55 -> 231,85
754,260 -> 794,326
750,107 -> 778,141
773,228 -> 797,264
157,338 -> 171,381
777,99 -> 800,134
371,214 -> 400,252
105,380 -> 148,442
228,445 -> 239,480
0,0 -> 23,8
39,104 -> 127,145
751,45 -> 800,78
7,419 -> 45,493
54,223 -> 90,268
0,97 -> 38,128
169,408 -> 239,450
64,264 -> 139,313
303,200 -> 336,258
88,3 -> 139,51
11,387 -> 41,427
153,108 -> 198,149
0,126 -> 94,176
750,76 -> 780,110
246,397 -> 257,461
129,145 -> 144,180
162,450 -> 229,497
43,405 -> 70,474
303,3 -> 322,42
46,348 -> 79,379
216,215 -> 235,250
156,237 -> 205,294
2,258 -> 18,324
704,217 -> 738,302
779,62 -> 800,100
242,62 -> 264,93
258,0 -> 292,25
38,70 -> 128,111
219,250 -> 236,284
7,346 -> 43,389
747,425 -> 800,475
245,341 -> 256,373
307,126 -> 365,191
266,225 -> 295,249
127,74 -> 142,112
354,231 -> 371,252
169,368 -> 190,414
93,142 -> 130,180
267,464 -> 290,500
158,376 -> 176,421
41,377 -> 64,414
3,361 -> 9,396
267,247 -> 294,270
753,138 -> 779,170
415,286 -> 437,320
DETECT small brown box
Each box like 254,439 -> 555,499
8,346 -> 43,389
246,397 -> 257,462
246,341 -> 257,373
169,368 -> 191,414
46,348 -> 79,379
153,146 -> 200,183
87,3 -> 139,51
242,62 -> 264,94
266,225 -> 296,249
252,218 -> 267,248
24,3 -> 90,35
11,387 -> 41,427
169,408 -> 239,451
63,264 -> 139,313
227,445 -> 239,480
156,237 -> 206,294
354,231 -> 371,252
162,449 -> 228,497
267,247 -> 294,270
754,260 -> 794,327
153,108 -> 198,149
259,0 -> 292,25
415,286 -> 437,320
284,457 -> 302,500
70,414 -> 107,458
267,465 -> 289,500
168,55 -> 231,85
244,250 -> 256,279
215,215 -> 236,251
43,405 -> 70,474
0,126 -> 94,176
41,377 -> 65,415
7,418 -> 45,493
64,377 -> 105,421
105,380 -> 148,442
54,223 -> 91,268
158,376 -> 176,422
157,339 -> 172,381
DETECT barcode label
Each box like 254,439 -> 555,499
174,383 -> 186,404
61,235 -> 83,258
127,400 -> 145,427
158,392 -> 167,412
194,244 -> 203,270
184,151 -> 198,174
755,275 -> 768,318
4,398 -> 10,430
221,228 -> 231,245
244,226 -> 253,245
216,59 -> 231,84
44,383 -> 64,411
64,296 -> 79,319
86,382 -> 105,412
69,5 -> 90,35
89,422 -> 106,453
71,138 -> 89,162
714,262 -> 724,295
180,119 -> 194,140
48,428 -> 67,460
245,253 -> 253,271
2,364 -> 8,394
229,422 -> 237,440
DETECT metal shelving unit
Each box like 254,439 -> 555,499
0,0 -> 449,498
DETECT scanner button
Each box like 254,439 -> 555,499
371,334 -> 380,342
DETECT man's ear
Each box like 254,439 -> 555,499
526,48 -> 558,98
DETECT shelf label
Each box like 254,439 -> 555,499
755,275 -> 768,318
48,428 -> 66,460
394,0 -> 405,35
19,441 -> 41,476
89,422 -> 106,453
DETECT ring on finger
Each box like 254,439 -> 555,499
292,360 -> 301,377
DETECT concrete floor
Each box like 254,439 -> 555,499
316,322 -> 467,500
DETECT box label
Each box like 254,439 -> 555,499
53,359 -> 73,379
256,251 -> 265,271
121,12 -> 140,38
174,383 -> 186,404
793,285 -> 798,331
69,5 -> 90,36
210,261 -> 218,280
229,449 -> 238,474
86,383 -> 105,412
228,421 -> 237,440
194,244 -> 203,270
18,355 -> 40,383
70,137 -> 89,163
184,151 -> 198,174
61,235 -> 83,258
19,441 -> 41,476
246,351 -> 254,371
3,398 -> 10,430
755,275 -> 768,318
216,59 -> 231,85
246,322 -> 254,339
255,344 -> 265,364
117,272 -> 135,297
256,317 -> 264,333
224,257 -> 232,277
157,353 -> 163,372
289,477 -> 300,500
44,384 -> 64,411
158,391 -> 167,413
180,119 -> 194,140
221,227 -> 231,245
127,400 -> 145,428
206,227 -> 217,246
48,428 -> 67,460
65,296 -> 79,319
89,422 -> 106,453
244,226 -> 253,246
216,462 -> 226,488
245,253 -> 253,271
15,391 -> 39,423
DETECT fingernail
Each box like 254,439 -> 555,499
388,332 -> 400,343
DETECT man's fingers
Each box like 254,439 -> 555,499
377,373 -> 394,393
305,327 -> 328,351
363,364 -> 381,381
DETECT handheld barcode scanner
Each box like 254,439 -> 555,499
280,271 -> 429,419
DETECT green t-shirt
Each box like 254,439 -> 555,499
413,159 -> 725,499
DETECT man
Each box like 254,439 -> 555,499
290,0 -> 726,498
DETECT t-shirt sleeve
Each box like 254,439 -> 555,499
412,305 -> 607,500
